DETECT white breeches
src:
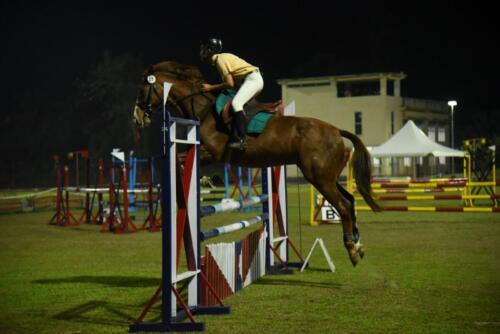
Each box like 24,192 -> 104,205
231,70 -> 264,112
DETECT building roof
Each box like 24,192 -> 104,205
403,98 -> 449,113
277,72 -> 407,86
370,120 -> 465,157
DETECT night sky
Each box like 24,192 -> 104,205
2,3 -> 499,107
0,2 -> 498,186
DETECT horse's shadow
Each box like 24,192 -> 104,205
36,275 -> 340,326
52,300 -> 158,326
33,276 -> 161,326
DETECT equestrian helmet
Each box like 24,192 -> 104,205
200,38 -> 222,58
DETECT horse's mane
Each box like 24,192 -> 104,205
150,61 -> 204,81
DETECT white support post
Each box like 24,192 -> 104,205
277,165 -> 288,261
263,165 -> 292,270
300,238 -> 336,273
168,118 -> 178,318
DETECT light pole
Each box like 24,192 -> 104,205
448,100 -> 457,175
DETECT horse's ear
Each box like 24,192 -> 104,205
147,65 -> 155,74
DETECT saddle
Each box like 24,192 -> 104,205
216,90 -> 284,135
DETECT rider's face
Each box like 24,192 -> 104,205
200,46 -> 211,63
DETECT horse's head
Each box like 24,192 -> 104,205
133,61 -> 211,128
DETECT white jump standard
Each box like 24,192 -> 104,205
129,81 -> 303,332
129,84 -> 229,332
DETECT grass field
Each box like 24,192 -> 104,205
0,187 -> 499,334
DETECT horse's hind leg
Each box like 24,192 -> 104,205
337,182 -> 364,259
314,180 -> 363,266
337,182 -> 358,238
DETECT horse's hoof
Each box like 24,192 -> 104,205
350,253 -> 361,267
357,244 -> 365,259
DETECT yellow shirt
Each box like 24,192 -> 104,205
212,53 -> 258,83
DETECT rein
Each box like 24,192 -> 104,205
138,70 -> 214,120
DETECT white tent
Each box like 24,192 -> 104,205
370,120 -> 465,158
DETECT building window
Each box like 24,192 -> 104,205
387,80 -> 394,96
391,111 -> 395,134
355,112 -> 362,135
287,82 -> 330,88
428,126 -> 436,142
438,127 -> 446,142
338,81 -> 380,97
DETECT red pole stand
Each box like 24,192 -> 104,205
78,157 -> 91,224
49,155 -> 63,225
243,168 -> 261,198
228,166 -> 245,200
114,164 -> 138,234
227,165 -> 260,200
84,156 -> 90,223
92,158 -> 104,224
61,165 -> 79,226
100,167 -> 117,232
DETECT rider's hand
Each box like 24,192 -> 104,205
201,83 -> 212,92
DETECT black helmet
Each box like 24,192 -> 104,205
200,38 -> 222,60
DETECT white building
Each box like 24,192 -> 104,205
277,73 -> 452,176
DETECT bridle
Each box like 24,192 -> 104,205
136,71 -> 214,120
138,76 -> 162,118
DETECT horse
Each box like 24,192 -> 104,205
133,61 -> 381,266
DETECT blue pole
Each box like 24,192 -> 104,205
129,156 -> 136,211
200,215 -> 268,241
246,167 -> 253,212
238,167 -> 243,203
224,164 -> 230,199
200,195 -> 268,217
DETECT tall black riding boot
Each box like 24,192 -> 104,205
235,111 -> 247,149
228,119 -> 240,147
228,111 -> 247,150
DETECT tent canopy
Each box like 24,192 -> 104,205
370,120 -> 465,158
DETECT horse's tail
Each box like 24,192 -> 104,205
339,129 -> 382,212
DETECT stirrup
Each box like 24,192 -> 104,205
239,137 -> 248,149
228,137 -> 247,150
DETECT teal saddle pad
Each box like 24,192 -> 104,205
215,90 -> 273,134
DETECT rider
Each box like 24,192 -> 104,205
200,38 -> 264,150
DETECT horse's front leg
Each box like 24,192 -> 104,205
200,145 -> 217,165
176,145 -> 216,165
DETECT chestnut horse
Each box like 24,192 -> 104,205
133,61 -> 381,266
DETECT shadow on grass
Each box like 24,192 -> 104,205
63,226 -> 107,233
33,275 -> 160,288
53,300 -> 154,326
253,277 -> 342,289
304,267 -> 338,272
